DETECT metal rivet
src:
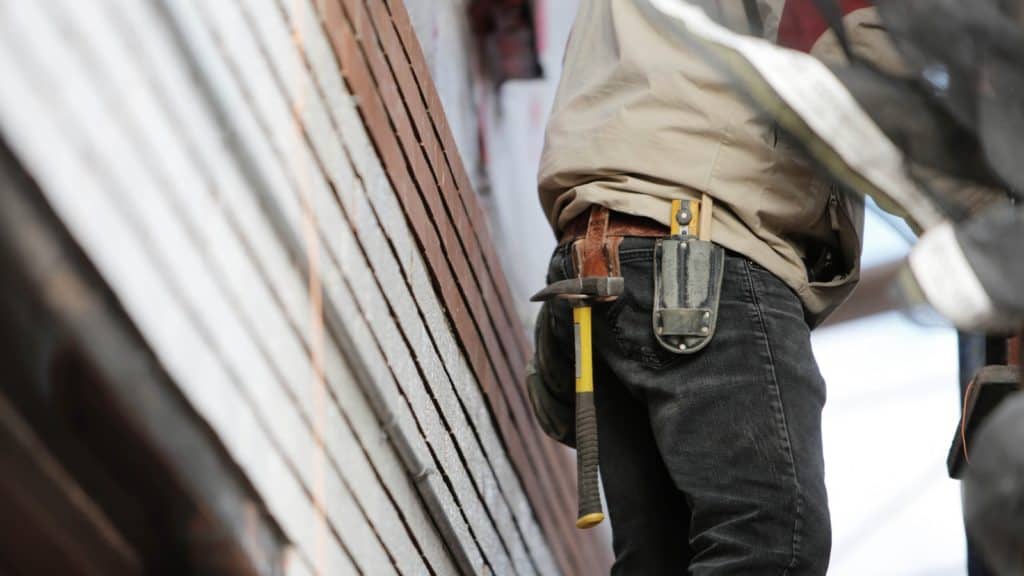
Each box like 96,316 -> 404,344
657,327 -> 664,335
703,312 -> 710,319
678,343 -> 688,351
677,209 -> 692,225
700,327 -> 709,334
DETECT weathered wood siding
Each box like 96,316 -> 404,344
0,0 -> 608,574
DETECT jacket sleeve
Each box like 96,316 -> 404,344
771,1 -> 907,75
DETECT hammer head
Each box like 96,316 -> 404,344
530,277 -> 625,302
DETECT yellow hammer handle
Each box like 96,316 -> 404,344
573,305 -> 604,529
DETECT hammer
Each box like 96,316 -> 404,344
532,275 -> 624,528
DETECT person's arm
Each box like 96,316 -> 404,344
634,0 -> 1024,331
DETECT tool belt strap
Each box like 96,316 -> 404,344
560,207 -> 669,245
562,205 -> 624,283
563,198 -> 714,280
560,195 -> 714,245
574,205 -> 613,278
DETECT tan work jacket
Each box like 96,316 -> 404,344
539,0 -> 904,327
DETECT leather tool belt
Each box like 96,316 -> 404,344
560,206 -> 669,287
559,202 -> 725,355
560,208 -> 669,244
526,201 -> 722,449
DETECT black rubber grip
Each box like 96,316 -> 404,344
575,391 -> 603,526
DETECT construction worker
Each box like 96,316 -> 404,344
529,1 -> 910,573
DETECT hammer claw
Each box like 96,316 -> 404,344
530,276 -> 625,302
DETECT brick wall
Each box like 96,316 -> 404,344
0,0 -> 608,573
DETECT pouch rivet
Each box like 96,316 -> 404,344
700,327 -> 709,334
678,343 -> 687,351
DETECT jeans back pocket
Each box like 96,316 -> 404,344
606,248 -> 686,371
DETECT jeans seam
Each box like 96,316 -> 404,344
742,259 -> 803,575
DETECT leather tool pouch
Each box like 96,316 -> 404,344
652,237 -> 725,354
526,301 -> 576,447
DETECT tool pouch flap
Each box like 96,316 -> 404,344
653,237 -> 725,354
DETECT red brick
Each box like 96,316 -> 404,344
321,1 -> 599,571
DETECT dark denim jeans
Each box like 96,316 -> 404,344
547,237 -> 831,575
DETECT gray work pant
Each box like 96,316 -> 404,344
546,237 -> 831,575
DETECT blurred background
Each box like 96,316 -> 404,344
815,209 -> 963,575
